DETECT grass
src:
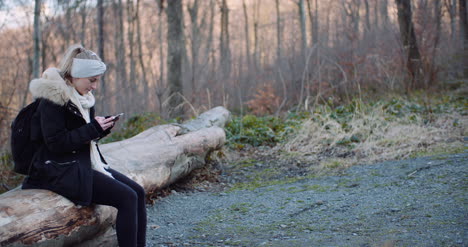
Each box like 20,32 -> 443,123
280,92 -> 467,170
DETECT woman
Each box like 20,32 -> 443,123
22,44 -> 147,247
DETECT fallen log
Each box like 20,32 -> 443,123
0,106 -> 230,247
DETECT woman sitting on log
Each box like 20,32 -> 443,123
22,44 -> 147,247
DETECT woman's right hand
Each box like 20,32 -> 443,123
95,116 -> 115,131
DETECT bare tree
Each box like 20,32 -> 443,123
363,0 -> 371,37
206,0 -> 216,76
79,1 -> 87,45
219,0 -> 231,77
166,0 -> 185,118
460,0 -> 468,77
156,0 -> 165,115
380,0 -> 389,29
253,0 -> 260,71
24,0 -> 42,108
188,0 -> 206,102
127,0 -> 137,95
135,0 -> 148,106
306,0 -> 319,46
343,0 -> 361,37
395,0 -> 423,90
242,0 -> 252,69
275,0 -> 282,62
298,0 -> 307,56
32,0 -> 41,79
96,0 -> 107,112
443,0 -> 457,42
112,0 -> 128,110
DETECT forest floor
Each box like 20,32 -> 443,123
145,146 -> 467,247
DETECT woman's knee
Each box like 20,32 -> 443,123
118,188 -> 138,209
133,184 -> 145,200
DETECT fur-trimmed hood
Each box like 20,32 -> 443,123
29,68 -> 72,106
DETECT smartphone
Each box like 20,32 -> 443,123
105,113 -> 124,121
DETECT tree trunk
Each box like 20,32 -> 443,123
242,0 -> 252,70
206,0 -> 216,76
220,0 -> 231,78
374,0 -> 379,30
460,0 -> 468,77
395,0 -> 423,90
135,0 -> 148,108
156,1 -> 165,116
80,2 -> 87,45
298,0 -> 307,57
188,0 -> 201,103
426,0 -> 442,87
445,0 -> 457,41
112,0 -> 128,112
127,0 -> 137,103
32,0 -> 41,80
306,0 -> 319,46
381,0 -> 389,29
325,4 -> 330,46
364,0 -> 371,37
24,0 -> 41,108
166,0 -> 185,118
275,0 -> 282,63
97,0 -> 106,110
0,107 -> 230,247
253,0 -> 260,72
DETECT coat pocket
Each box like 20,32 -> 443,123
44,160 -> 81,199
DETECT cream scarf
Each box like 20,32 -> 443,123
69,87 -> 114,179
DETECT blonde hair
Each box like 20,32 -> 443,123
59,44 -> 102,83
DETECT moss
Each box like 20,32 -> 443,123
232,159 -> 258,169
410,145 -> 466,159
227,174 -> 318,192
229,202 -> 252,214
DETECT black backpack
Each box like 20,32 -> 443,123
10,99 -> 41,175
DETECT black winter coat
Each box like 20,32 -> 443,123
22,68 -> 111,206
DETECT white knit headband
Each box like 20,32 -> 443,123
70,58 -> 107,78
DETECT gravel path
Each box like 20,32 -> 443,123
145,152 -> 467,247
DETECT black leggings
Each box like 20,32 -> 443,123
91,168 -> 147,247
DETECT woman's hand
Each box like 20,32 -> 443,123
95,116 -> 115,131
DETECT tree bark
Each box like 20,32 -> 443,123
298,0 -> 307,57
188,0 -> 202,102
443,0 -> 457,41
127,0 -> 137,106
395,0 -> 423,90
219,0 -> 231,77
460,0 -> 468,77
0,107 -> 230,247
156,1 -> 165,116
206,0 -> 216,76
364,0 -> 371,37
166,0 -> 185,118
381,0 -> 389,29
112,0 -> 128,111
253,0 -> 260,72
79,2 -> 87,45
26,0 -> 41,108
97,0 -> 106,104
242,0 -> 252,70
275,0 -> 282,63
135,0 -> 148,107
306,0 -> 319,46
